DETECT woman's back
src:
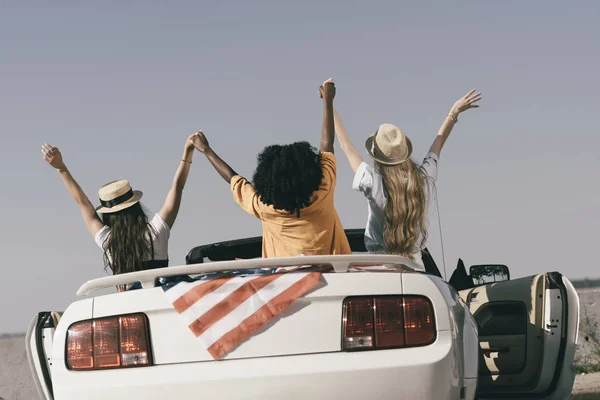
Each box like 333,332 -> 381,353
331,86 -> 481,267
42,133 -> 200,285
95,198 -> 171,274
353,152 -> 438,256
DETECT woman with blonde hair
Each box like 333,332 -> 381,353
333,89 -> 481,269
42,132 -> 200,288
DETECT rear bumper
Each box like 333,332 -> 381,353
53,331 -> 472,400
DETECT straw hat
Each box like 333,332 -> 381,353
95,180 -> 143,214
365,123 -> 413,165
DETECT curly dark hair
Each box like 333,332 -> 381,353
252,141 -> 323,217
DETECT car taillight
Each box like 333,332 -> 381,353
342,296 -> 435,351
67,313 -> 152,370
403,296 -> 436,346
66,321 -> 93,369
375,297 -> 405,348
93,318 -> 120,368
120,315 -> 151,366
343,298 -> 374,350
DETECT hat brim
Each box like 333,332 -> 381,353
95,190 -> 143,214
365,134 -> 413,166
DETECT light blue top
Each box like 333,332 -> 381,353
352,152 -> 439,256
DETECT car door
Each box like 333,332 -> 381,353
459,272 -> 580,400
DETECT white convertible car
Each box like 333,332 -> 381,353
26,229 -> 579,400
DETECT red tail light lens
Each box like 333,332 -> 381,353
343,296 -> 435,351
120,314 -> 150,366
343,298 -> 374,350
403,296 -> 436,346
375,297 -> 405,348
66,313 -> 152,370
93,318 -> 120,368
66,321 -> 93,369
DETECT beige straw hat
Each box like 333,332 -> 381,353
365,123 -> 413,165
95,180 -> 143,214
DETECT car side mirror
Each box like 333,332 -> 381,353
469,264 -> 510,286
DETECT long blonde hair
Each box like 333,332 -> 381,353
377,159 -> 428,258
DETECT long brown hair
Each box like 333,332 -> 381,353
101,202 -> 156,276
377,159 -> 429,259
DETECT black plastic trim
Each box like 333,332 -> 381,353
542,272 -> 569,395
35,312 -> 54,398
185,229 -> 443,279
186,229 -> 367,264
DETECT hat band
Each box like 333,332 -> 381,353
100,189 -> 134,209
372,136 -> 410,164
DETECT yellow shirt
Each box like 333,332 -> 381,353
230,151 -> 351,258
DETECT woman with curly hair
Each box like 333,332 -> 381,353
41,133 -> 200,289
193,79 -> 351,258
333,89 -> 481,269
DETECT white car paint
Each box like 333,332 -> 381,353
25,254 -> 578,400
50,332 -> 471,400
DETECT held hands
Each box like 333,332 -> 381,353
191,130 -> 210,153
185,133 -> 198,151
41,143 -> 66,171
318,78 -> 336,103
449,89 -> 482,118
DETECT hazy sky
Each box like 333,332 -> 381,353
1,1 -> 598,333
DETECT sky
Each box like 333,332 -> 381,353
1,0 -> 599,333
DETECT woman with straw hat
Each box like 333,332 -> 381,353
332,88 -> 481,269
41,132 -> 200,288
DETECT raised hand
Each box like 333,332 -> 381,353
450,89 -> 482,117
191,130 -> 210,153
185,133 -> 198,151
429,89 -> 482,157
41,143 -> 66,170
319,78 -> 336,103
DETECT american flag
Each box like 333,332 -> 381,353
162,268 -> 322,360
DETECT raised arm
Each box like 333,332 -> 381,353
192,131 -> 237,183
428,89 -> 482,158
319,78 -> 336,153
158,133 -> 197,228
42,143 -> 104,237
333,107 -> 364,173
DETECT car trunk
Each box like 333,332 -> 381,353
91,271 -> 405,364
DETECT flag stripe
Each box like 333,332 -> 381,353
172,276 -> 236,314
188,273 -> 282,337
198,272 -> 309,349
179,276 -> 255,322
164,279 -> 207,302
207,271 -> 321,359
163,267 -> 324,360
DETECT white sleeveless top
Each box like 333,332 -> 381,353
94,213 -> 170,263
